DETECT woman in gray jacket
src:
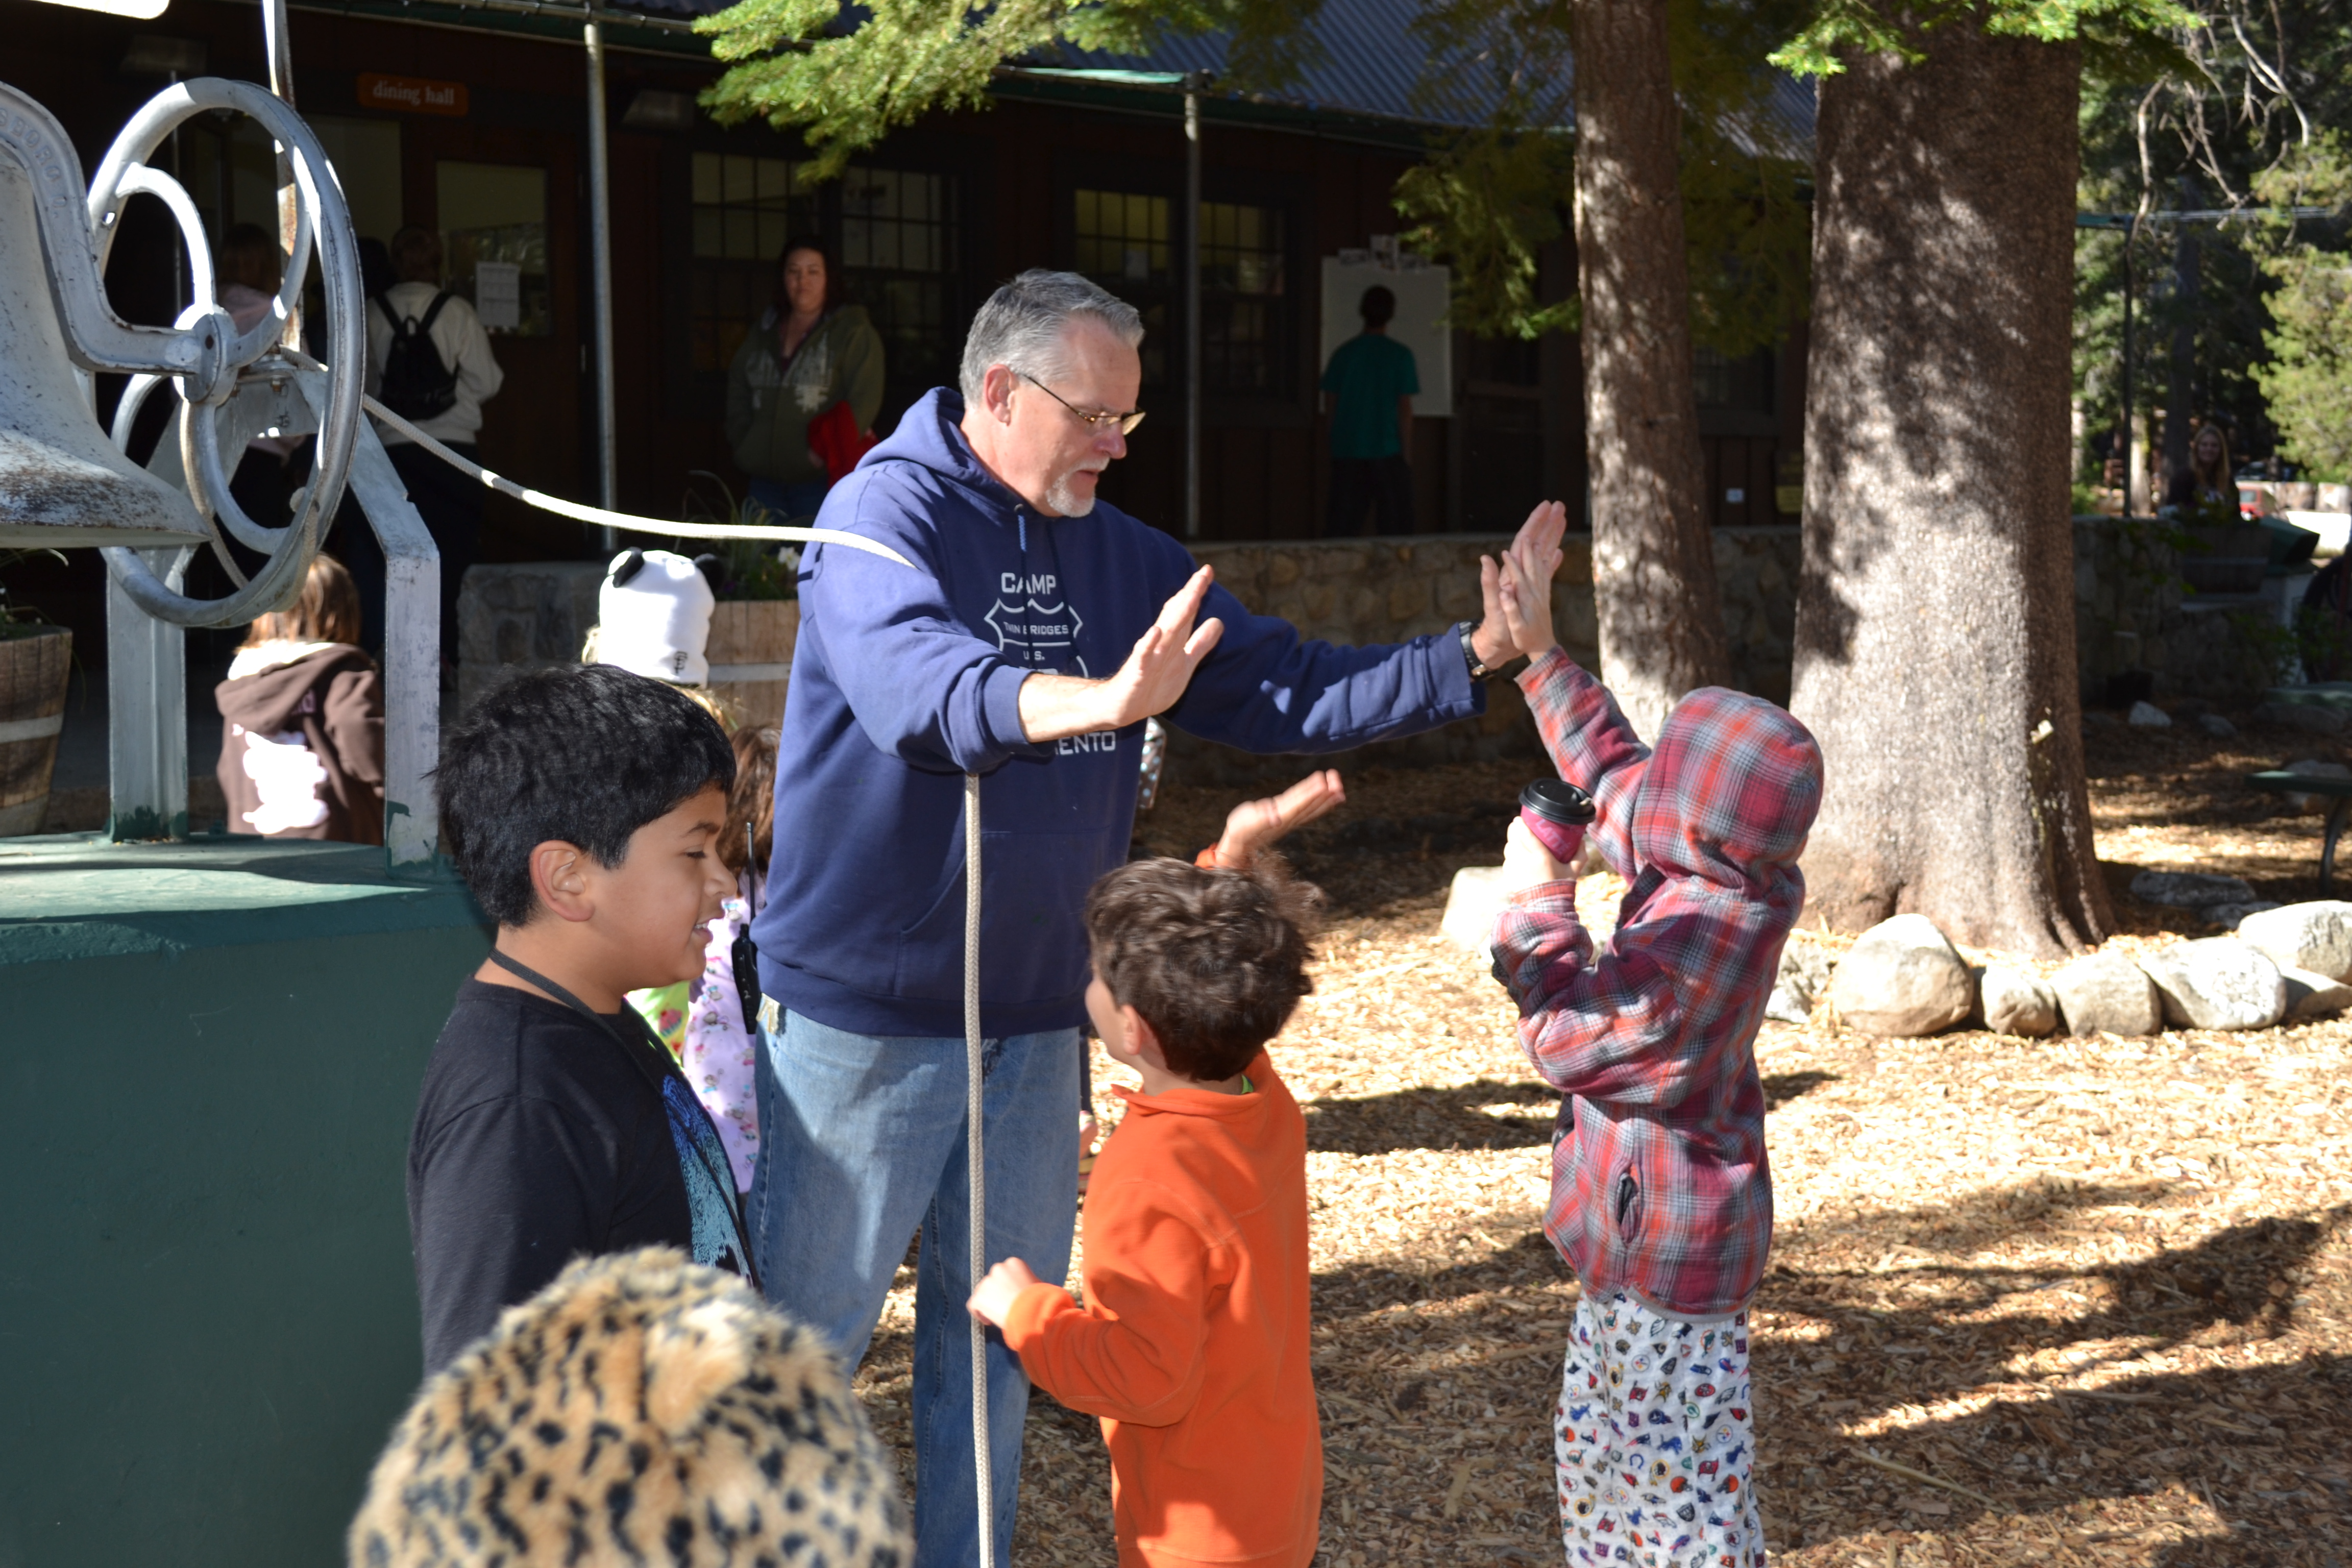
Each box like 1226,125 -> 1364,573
724,236 -> 886,522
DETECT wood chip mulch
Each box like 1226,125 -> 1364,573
850,733 -> 2352,1567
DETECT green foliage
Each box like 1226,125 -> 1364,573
2251,134 -> 2352,483
1769,0 -> 2194,78
1394,0 -> 1812,351
694,0 -> 1322,176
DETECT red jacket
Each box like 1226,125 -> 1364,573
1003,1051 -> 1319,1567
1493,649 -> 1821,1316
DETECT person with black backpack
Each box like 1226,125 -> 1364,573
347,224 -> 505,676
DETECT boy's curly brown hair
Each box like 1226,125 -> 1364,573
1083,856 -> 1322,1082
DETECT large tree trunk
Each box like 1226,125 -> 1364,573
1572,0 -> 1731,739
1790,22 -> 2112,957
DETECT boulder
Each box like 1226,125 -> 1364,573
2129,870 -> 2259,910
2234,900 -> 2352,981
2127,701 -> 2172,727
2051,950 -> 2162,1037
2204,900 -> 2282,931
2253,701 -> 2350,737
2281,964 -> 2352,1022
1767,937 -> 1835,1024
2197,714 -> 2238,739
2139,939 -> 2287,1031
2275,760 -> 2352,814
1825,914 -> 1974,1037
1979,964 -> 2059,1037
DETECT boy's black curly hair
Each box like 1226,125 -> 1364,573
435,665 -> 736,926
1084,856 -> 1322,1082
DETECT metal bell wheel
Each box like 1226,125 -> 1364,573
0,77 -> 364,628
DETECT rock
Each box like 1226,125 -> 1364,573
2275,759 -> 2351,813
2281,964 -> 2352,1021
2197,713 -> 2238,739
2127,701 -> 2172,727
2253,701 -> 2351,736
1440,865 -> 1511,955
1767,937 -> 1835,1024
2234,899 -> 2352,981
2139,939 -> 2287,1031
1825,914 -> 1974,1037
2129,869 -> 2259,910
2051,950 -> 2162,1037
2204,900 -> 2282,931
1979,964 -> 2059,1036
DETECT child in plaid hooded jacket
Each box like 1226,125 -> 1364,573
1480,510 -> 1823,1567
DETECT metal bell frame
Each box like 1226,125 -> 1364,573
77,79 -> 366,628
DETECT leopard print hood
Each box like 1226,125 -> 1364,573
350,1248 -> 909,1567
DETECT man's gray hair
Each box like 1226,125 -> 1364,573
959,270 -> 1145,404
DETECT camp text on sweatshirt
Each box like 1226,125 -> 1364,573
750,387 -> 1484,1039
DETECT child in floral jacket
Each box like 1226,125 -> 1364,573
1482,516 -> 1824,1568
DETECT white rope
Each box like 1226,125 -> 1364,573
964,769 -> 994,1568
353,387 -> 916,567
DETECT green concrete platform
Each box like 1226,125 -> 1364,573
0,835 -> 489,1568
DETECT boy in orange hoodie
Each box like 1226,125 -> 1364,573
967,789 -> 1332,1568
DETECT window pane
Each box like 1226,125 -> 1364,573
692,207 -> 722,260
692,152 -> 720,206
723,207 -> 755,260
755,157 -> 792,205
722,155 -> 753,206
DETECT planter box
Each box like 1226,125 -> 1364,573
1,626 -> 71,837
706,598 -> 798,733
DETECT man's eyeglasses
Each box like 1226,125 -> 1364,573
1017,371 -> 1146,436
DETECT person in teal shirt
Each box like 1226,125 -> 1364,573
1320,284 -> 1420,535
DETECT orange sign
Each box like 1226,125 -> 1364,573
357,73 -> 468,116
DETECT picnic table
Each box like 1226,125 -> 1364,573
2246,769 -> 2352,893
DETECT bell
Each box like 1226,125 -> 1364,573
0,145 -> 208,549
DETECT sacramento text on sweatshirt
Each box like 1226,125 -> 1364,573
750,388 -> 1485,1038
1003,1052 -> 1319,1568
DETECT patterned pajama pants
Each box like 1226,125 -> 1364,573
1553,1292 -> 1766,1567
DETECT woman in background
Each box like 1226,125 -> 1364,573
723,237 -> 884,523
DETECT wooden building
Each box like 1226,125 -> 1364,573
9,0 -> 1808,646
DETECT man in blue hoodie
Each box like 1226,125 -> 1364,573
747,269 -> 1567,1566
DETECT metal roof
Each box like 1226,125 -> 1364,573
599,0 -> 1814,152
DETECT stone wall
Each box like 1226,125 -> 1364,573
452,530 -> 1807,773
454,562 -> 604,718
2072,517 -> 2311,704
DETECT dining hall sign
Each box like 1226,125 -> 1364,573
357,73 -> 468,116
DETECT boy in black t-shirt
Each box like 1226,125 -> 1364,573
410,664 -> 754,1374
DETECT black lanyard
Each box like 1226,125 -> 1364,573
484,949 -> 760,1290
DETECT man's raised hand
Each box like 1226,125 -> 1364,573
1015,565 -> 1226,744
1480,500 -> 1569,664
1104,565 -> 1225,728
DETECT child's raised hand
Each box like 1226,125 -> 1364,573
967,1256 -> 1042,1328
1500,815 -> 1573,894
1213,769 -> 1345,870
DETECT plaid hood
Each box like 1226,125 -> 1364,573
1633,688 -> 1822,893
1493,654 -> 1823,1317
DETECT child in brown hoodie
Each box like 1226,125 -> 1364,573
215,554 -> 386,844
968,781 -> 1334,1568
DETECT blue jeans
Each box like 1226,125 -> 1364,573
746,477 -> 830,524
749,1009 -> 1080,1568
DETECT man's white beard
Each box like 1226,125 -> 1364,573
1045,465 -> 1102,517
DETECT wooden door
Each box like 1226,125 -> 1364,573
398,118 -> 588,560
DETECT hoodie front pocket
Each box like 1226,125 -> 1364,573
1614,1164 -> 1643,1246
